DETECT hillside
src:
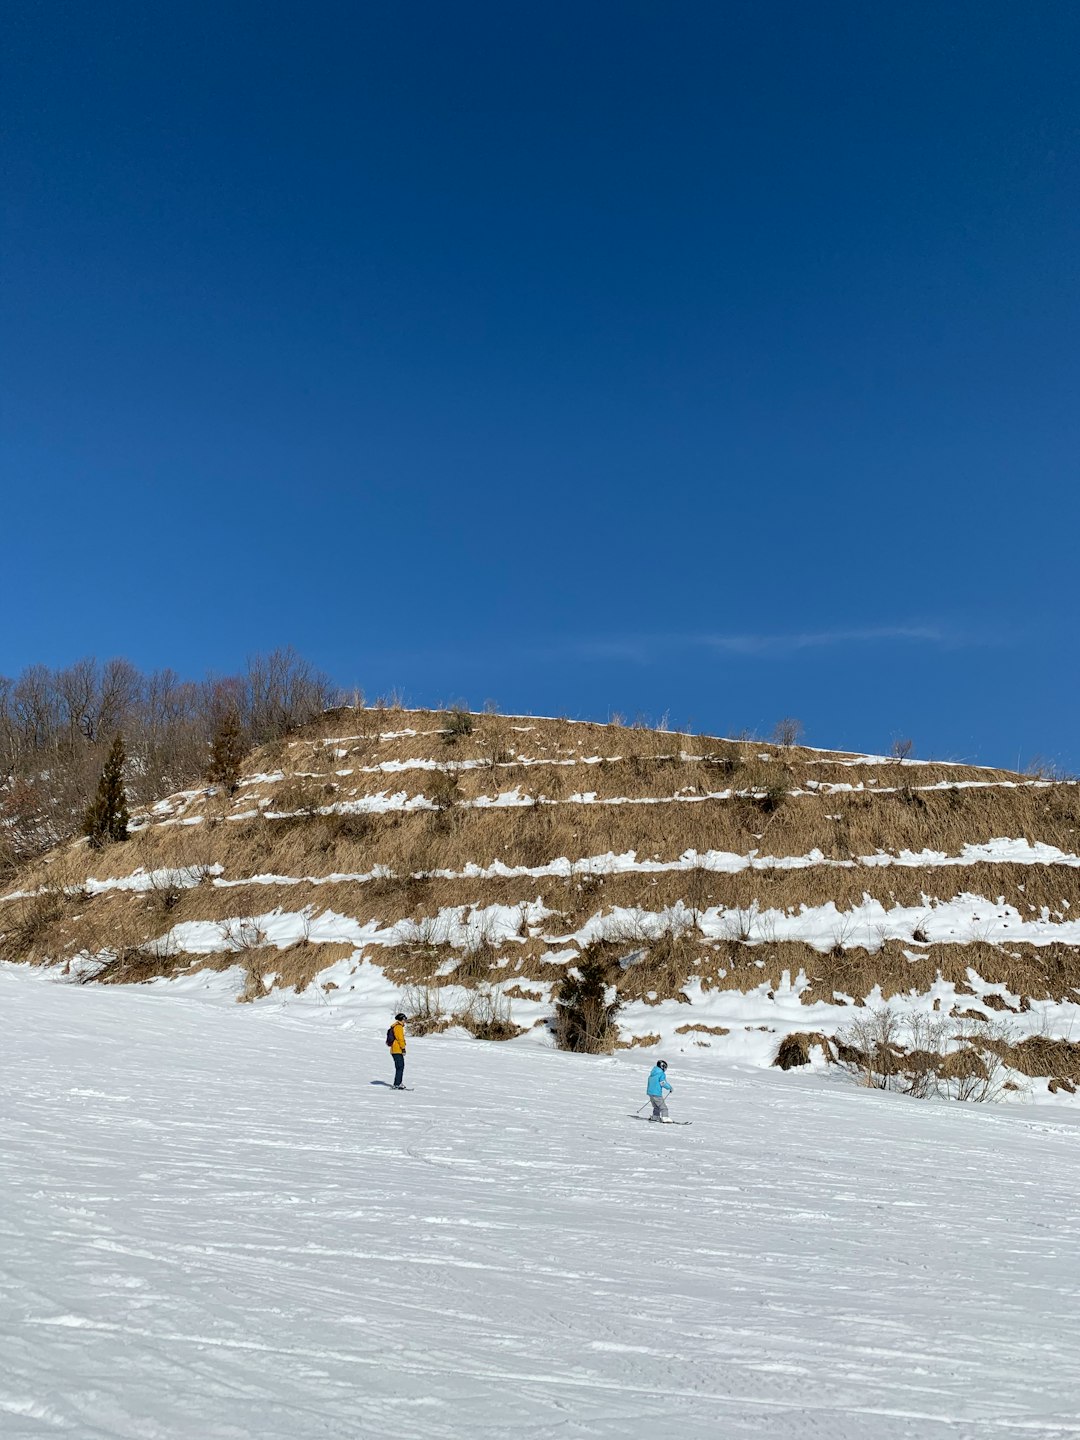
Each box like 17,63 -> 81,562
3,705 -> 1080,1095
4,965 -> 1080,1439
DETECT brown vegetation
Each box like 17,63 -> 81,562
3,705 -> 1079,1084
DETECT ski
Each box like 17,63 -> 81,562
631,1115 -> 691,1125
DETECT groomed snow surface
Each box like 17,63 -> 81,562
4,966 -> 1080,1440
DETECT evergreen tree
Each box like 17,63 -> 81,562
554,954 -> 621,1053
207,708 -> 246,794
83,734 -> 130,848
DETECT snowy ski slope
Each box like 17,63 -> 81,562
3,964 -> 1080,1439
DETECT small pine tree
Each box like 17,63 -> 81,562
554,954 -> 621,1053
207,708 -> 246,794
83,734 -> 130,848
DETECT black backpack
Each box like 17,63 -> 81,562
386,1025 -> 396,1048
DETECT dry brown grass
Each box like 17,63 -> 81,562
2,887 -> 72,959
4,708 -> 1078,1029
34,773 -> 1075,897
772,1032 -> 835,1069
233,941 -> 356,1001
990,1034 -> 1080,1083
615,930 -> 697,1005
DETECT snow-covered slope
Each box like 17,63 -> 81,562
4,964 -> 1080,1439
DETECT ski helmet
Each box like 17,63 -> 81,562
656,1060 -> 668,1070
395,1012 -> 407,1021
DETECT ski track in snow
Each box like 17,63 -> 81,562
3,967 -> 1080,1439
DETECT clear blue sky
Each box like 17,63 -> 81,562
4,2 -> 1078,769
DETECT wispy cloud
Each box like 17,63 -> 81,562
569,624 -> 961,665
365,622 -> 990,673
699,624 -> 948,655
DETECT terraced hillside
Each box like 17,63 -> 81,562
3,707 -> 1079,1092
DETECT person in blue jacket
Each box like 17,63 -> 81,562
646,1059 -> 673,1121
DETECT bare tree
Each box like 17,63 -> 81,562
771,717 -> 804,748
243,647 -> 341,744
0,649 -> 345,868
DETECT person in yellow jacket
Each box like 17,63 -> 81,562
388,1012 -> 407,1089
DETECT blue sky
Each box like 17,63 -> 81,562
4,2 -> 1078,769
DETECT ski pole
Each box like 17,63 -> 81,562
635,1101 -> 651,1114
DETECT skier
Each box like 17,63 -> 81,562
646,1059 -> 673,1121
388,1012 -> 407,1089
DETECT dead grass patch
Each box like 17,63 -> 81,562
2,887 -> 71,959
7,709 -> 1078,1027
990,1034 -> 1080,1082
772,1031 -> 835,1069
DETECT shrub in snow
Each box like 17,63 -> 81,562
835,1006 -> 1017,1102
401,985 -> 447,1035
458,985 -> 522,1042
772,1032 -> 836,1070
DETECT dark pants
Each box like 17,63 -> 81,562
393,1052 -> 405,1088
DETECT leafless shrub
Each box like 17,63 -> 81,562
835,1006 -> 905,1089
771,718 -> 804,749
454,938 -> 497,983
237,953 -> 277,1003
683,868 -> 715,927
2,884 -> 69,958
92,934 -> 181,986
828,913 -> 858,957
145,868 -> 186,915
217,917 -> 268,952
1025,755 -> 1076,783
836,1006 -> 1017,1102
457,985 -> 522,1041
890,737 -> 914,763
401,983 -> 446,1035
374,688 -> 405,711
418,770 -> 458,833
440,708 -> 474,745
320,812 -> 374,845
428,771 -> 460,812
271,778 -> 325,817
602,908 -> 655,947
723,901 -> 762,943
398,915 -> 451,951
